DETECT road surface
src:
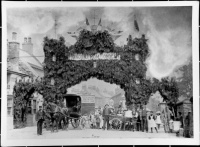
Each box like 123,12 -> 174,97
7,125 -> 183,139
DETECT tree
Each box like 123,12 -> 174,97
13,78 -> 44,128
176,59 -> 192,98
157,77 -> 179,117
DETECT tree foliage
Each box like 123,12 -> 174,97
13,79 -> 44,128
176,60 -> 192,98
151,77 -> 179,107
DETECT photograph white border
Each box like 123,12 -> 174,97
1,1 -> 199,146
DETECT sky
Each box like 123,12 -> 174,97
7,7 -> 192,92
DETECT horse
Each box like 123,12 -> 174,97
44,102 -> 69,132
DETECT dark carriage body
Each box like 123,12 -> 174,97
63,94 -> 95,116
63,94 -> 95,128
63,94 -> 82,118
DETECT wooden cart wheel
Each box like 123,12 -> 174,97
71,118 -> 80,128
110,118 -> 122,130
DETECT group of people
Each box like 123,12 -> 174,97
80,104 -> 164,133
35,100 -> 188,137
80,104 -> 115,130
80,104 -> 163,133
118,106 -> 162,133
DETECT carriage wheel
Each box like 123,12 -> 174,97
111,118 -> 121,130
71,118 -> 80,128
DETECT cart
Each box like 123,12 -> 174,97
109,114 -> 124,130
63,94 -> 82,128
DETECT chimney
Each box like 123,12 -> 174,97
28,37 -> 31,43
24,37 -> 27,43
8,32 -> 20,71
12,32 -> 17,41
22,36 -> 33,55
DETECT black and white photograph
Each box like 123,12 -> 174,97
1,1 -> 199,146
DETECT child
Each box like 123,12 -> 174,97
155,112 -> 162,130
148,111 -> 158,133
99,113 -> 103,129
169,117 -> 174,133
80,114 -> 88,130
96,113 -> 101,129
90,112 -> 96,129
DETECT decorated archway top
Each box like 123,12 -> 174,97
43,29 -> 150,63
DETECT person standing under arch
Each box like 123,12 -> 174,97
148,111 -> 158,133
102,104 -> 112,130
155,112 -> 162,130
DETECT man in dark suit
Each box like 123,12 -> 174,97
102,104 -> 111,130
35,106 -> 44,135
141,105 -> 148,132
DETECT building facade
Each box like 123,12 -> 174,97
7,32 -> 44,128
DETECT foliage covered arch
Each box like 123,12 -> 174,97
42,30 -> 151,105
13,30 -> 179,128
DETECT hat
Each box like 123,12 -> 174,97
156,111 -> 161,114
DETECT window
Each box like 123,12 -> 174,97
7,99 -> 12,107
28,100 -> 31,107
7,107 -> 12,115
27,107 -> 32,114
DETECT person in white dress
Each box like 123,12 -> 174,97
148,111 -> 158,133
155,112 -> 162,130
99,113 -> 103,129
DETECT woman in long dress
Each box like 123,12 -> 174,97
148,111 -> 158,133
155,112 -> 162,130
99,109 -> 104,129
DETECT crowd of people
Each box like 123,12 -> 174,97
79,103 -> 189,136
80,104 -> 166,133
35,101 -> 189,137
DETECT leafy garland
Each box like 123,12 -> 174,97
69,30 -> 115,55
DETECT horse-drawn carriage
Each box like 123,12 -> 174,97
44,94 -> 95,131
63,94 -> 82,128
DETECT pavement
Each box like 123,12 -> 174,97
7,125 -> 183,139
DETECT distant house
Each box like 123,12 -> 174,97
87,85 -> 109,108
7,32 -> 44,128
110,92 -> 126,111
70,85 -> 111,108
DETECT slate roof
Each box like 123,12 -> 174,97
7,49 -> 44,77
